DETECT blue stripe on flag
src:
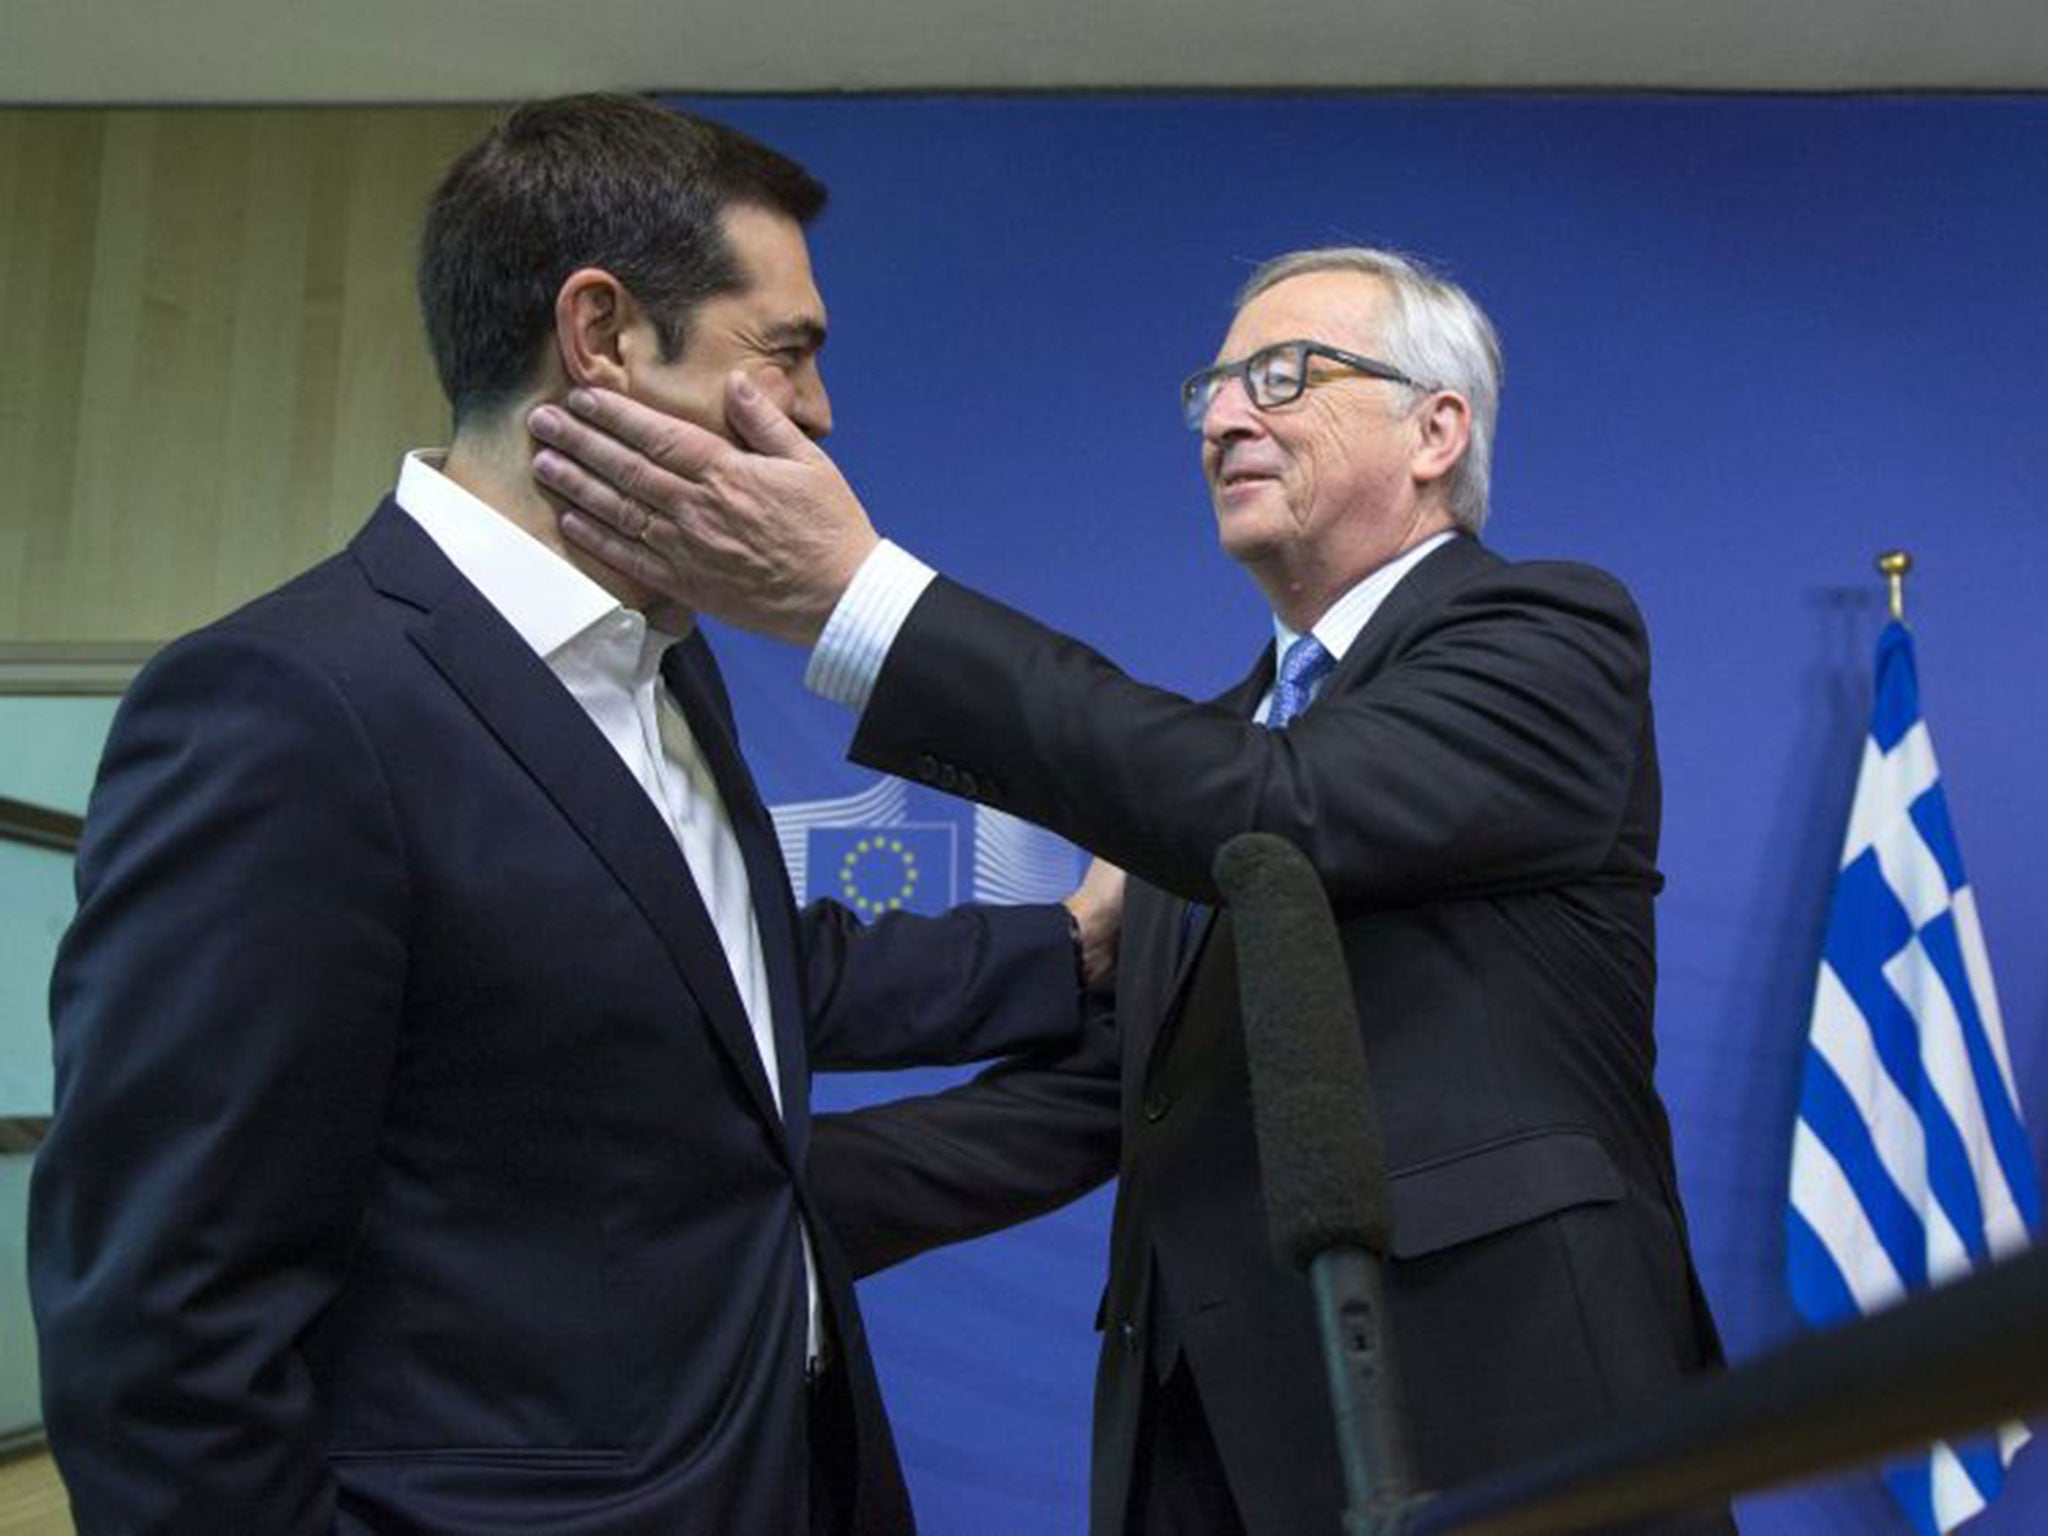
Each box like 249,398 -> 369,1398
1796,1042 -> 1927,1290
1870,621 -> 1919,753
1821,850 -> 1913,994
1822,854 -> 1922,1089
1880,1455 -> 1940,1536
1823,855 -> 1990,1263
1920,910 -> 2043,1231
1955,1433 -> 2008,1505
1909,786 -> 1967,896
1785,1204 -> 1862,1326
1920,1092 -> 1992,1269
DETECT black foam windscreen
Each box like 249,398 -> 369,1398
1213,831 -> 1391,1270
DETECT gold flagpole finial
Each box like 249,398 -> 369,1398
1877,550 -> 1913,623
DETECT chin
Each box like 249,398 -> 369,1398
1214,506 -> 1287,564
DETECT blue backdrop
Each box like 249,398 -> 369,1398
668,92 -> 2048,1535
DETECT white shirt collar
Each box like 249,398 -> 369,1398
1272,529 -> 1458,664
395,450 -> 648,664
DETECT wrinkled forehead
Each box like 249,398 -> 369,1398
1216,270 -> 1392,363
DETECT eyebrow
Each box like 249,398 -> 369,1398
760,317 -> 828,352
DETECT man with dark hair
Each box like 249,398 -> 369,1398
524,244 -> 1730,1534
30,94 -> 1106,1536
419,93 -> 829,424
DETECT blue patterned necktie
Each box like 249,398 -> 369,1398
1180,634 -> 1337,960
1266,633 -> 1336,729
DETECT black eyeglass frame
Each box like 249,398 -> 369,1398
1180,339 -> 1429,431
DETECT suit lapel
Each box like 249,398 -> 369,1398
1137,536 -> 1494,1078
350,501 -> 788,1137
660,637 -> 813,1149
1319,533 -> 1495,698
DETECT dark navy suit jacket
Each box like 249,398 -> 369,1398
814,537 -> 1729,1535
30,500 -> 1078,1535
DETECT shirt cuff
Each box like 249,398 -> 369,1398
804,540 -> 938,712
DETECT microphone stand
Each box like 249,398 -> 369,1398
1215,831 -> 1416,1534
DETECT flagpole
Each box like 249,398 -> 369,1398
1878,549 -> 1913,623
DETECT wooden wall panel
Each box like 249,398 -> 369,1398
0,107 -> 499,642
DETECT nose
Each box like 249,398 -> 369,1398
1200,373 -> 1261,446
792,365 -> 833,441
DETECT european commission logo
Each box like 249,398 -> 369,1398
811,826 -> 957,917
769,776 -> 1079,917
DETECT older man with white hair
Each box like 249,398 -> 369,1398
528,246 -> 1731,1536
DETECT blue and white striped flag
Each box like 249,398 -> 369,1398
1786,619 -> 2040,1534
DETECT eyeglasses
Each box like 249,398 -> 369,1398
1180,339 -> 1427,431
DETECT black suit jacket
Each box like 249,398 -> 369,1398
813,537 -> 1727,1534
29,499 -> 1080,1536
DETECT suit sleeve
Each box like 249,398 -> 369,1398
796,896 -> 1083,1070
809,993 -> 1121,1276
848,561 -> 1657,905
29,630 -> 408,1535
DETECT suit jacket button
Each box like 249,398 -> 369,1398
1143,1090 -> 1171,1122
956,770 -> 979,797
1119,1320 -> 1139,1354
935,763 -> 960,791
916,753 -> 940,782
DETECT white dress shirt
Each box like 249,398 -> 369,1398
395,451 -> 823,1361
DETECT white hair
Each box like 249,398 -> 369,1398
1238,247 -> 1503,534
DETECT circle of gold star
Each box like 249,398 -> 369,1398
839,835 -> 919,917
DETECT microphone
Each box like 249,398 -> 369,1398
1214,831 -> 1413,1535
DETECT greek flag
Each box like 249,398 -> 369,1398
1786,620 -> 2040,1534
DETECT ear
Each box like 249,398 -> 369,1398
1409,388 -> 1472,491
553,267 -> 634,392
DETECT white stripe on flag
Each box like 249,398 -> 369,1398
1882,937 -> 2025,1281
1842,723 -> 1939,868
1808,964 -> 1967,1277
1929,1441 -> 1988,1533
1952,886 -> 2021,1108
1789,1119 -> 1907,1314
1866,796 -> 1953,932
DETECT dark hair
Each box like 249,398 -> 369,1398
418,93 -> 827,424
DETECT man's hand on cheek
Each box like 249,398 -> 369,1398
528,373 -> 880,647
